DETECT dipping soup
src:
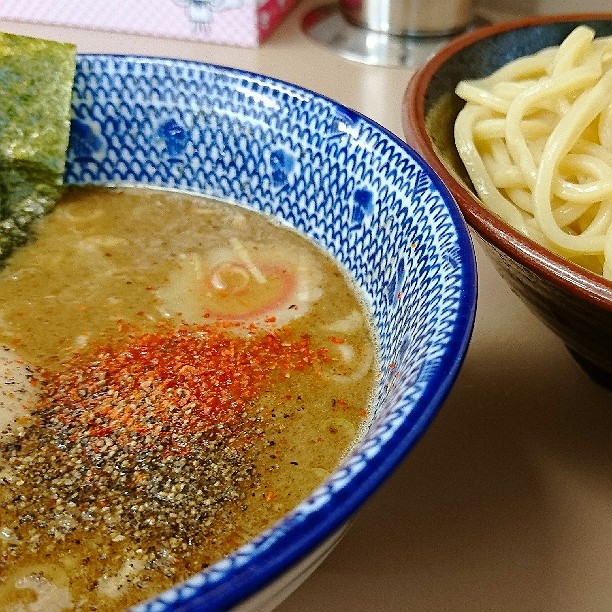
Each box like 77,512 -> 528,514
0,187 -> 377,611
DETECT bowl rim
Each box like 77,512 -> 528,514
67,54 -> 478,611
402,12 -> 612,310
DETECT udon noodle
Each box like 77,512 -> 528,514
454,25 -> 612,278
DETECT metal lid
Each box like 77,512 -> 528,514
340,0 -> 473,37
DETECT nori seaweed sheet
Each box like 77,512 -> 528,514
0,32 -> 76,263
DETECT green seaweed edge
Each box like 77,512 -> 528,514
0,32 -> 77,263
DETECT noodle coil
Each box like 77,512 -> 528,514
454,25 -> 612,278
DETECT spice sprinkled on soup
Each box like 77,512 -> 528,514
0,187 -> 377,611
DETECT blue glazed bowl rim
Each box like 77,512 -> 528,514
68,56 -> 477,611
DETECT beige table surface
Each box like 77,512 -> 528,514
2,2 -> 612,610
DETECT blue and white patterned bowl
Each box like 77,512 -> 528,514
65,55 -> 477,611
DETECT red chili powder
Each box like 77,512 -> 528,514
35,322 -> 329,454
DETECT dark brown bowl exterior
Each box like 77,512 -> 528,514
402,14 -> 612,388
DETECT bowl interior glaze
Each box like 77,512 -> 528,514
64,55 -> 476,611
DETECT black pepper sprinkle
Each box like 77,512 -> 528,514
0,321 -> 332,590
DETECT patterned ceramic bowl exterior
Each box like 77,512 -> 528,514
403,15 -> 612,389
65,55 -> 476,611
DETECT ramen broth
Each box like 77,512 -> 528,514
0,187 -> 376,611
